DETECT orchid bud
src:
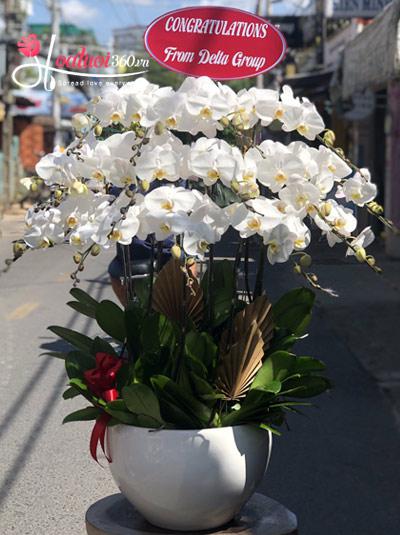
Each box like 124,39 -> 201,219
154,121 -> 165,135
310,274 -> 318,283
355,247 -> 367,262
323,130 -> 336,146
73,253 -> 82,264
220,117 -> 230,127
140,180 -> 150,192
13,242 -> 26,255
30,183 -> 38,192
299,253 -> 312,268
336,147 -> 346,158
94,125 -> 103,137
70,181 -> 88,195
366,255 -> 376,267
91,244 -> 101,257
231,180 -> 240,193
72,113 -> 89,132
54,189 -> 63,199
186,257 -> 196,267
293,265 -> 302,275
320,202 -> 332,217
171,244 -> 182,260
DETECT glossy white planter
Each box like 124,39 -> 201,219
108,425 -> 272,531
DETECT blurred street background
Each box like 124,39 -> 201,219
1,0 -> 400,534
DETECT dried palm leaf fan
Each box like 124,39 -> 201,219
216,296 -> 274,400
219,295 -> 274,352
152,259 -> 204,327
216,320 -> 264,400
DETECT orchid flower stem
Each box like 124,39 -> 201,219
207,243 -> 215,326
147,235 -> 156,314
244,238 -> 253,303
253,238 -> 265,298
226,239 -> 243,352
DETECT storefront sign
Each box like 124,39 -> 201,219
326,0 -> 392,19
144,7 -> 287,80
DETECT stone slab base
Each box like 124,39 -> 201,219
86,493 -> 298,535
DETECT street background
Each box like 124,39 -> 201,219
1,0 -> 400,534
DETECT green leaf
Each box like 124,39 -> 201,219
40,351 -> 68,360
185,331 -> 218,372
260,423 -> 282,436
122,384 -> 163,424
273,288 -> 315,336
280,376 -> 331,398
48,325 -> 93,353
62,386 -> 80,399
213,182 -> 240,208
134,278 -> 150,307
251,351 -> 296,389
124,303 -> 143,360
105,400 -> 140,425
91,336 -> 118,357
69,288 -> 99,309
65,350 -> 95,380
294,356 -> 326,374
63,407 -> 99,424
96,300 -> 126,342
66,300 -> 96,319
151,375 -> 211,428
201,260 -> 235,327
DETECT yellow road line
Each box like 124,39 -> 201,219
7,302 -> 40,320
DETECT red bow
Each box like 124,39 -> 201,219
84,353 -> 123,464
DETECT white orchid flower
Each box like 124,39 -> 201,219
346,226 -> 375,256
253,88 -> 281,125
337,169 -> 377,206
189,138 -> 241,187
24,208 -> 64,248
316,145 -> 352,180
280,92 -> 325,140
263,224 -> 296,265
257,151 -> 305,193
144,186 -> 199,216
87,85 -> 127,126
279,182 -> 321,217
35,150 -> 77,187
135,143 -> 182,183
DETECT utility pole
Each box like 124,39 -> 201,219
315,0 -> 327,66
255,0 -> 273,89
2,0 -> 21,208
48,0 -> 62,148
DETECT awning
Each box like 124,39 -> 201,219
283,69 -> 334,99
342,0 -> 400,98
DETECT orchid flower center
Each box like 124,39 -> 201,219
153,168 -> 167,180
161,199 -> 174,211
247,217 -> 261,231
111,112 -> 122,122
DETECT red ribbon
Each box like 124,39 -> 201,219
84,353 -> 123,464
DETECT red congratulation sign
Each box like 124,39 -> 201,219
144,6 -> 287,80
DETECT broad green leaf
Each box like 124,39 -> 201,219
63,406 -> 99,424
280,376 -> 331,398
124,303 -> 143,360
122,384 -> 163,423
40,351 -> 68,360
105,400 -> 141,425
134,278 -> 150,307
65,350 -> 95,380
69,287 -> 99,308
96,300 -> 126,342
260,423 -> 282,436
295,356 -> 326,374
251,351 -> 296,390
185,331 -> 218,371
189,372 -> 222,401
48,325 -> 93,353
273,288 -> 315,336
91,336 -> 118,357
62,386 -> 80,399
67,300 -> 96,319
201,260 -> 235,327
151,375 -> 211,428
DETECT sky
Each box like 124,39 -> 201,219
28,0 -> 303,47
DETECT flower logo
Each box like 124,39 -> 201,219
17,34 -> 41,58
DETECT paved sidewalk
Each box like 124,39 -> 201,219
0,210 -> 399,534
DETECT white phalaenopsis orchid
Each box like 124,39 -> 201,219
20,76 -> 380,278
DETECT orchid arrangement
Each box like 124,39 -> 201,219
7,76 -> 395,454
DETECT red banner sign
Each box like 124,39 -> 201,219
144,6 -> 287,80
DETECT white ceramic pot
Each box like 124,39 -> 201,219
108,425 -> 272,531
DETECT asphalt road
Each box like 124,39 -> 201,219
0,219 -> 399,534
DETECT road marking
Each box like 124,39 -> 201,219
6,302 -> 39,320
